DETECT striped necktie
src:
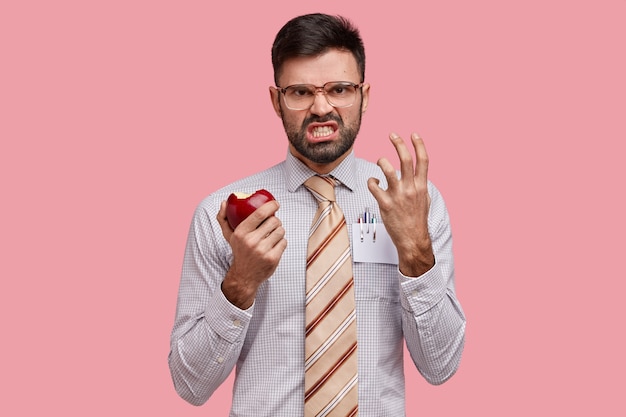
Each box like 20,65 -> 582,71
304,175 -> 358,417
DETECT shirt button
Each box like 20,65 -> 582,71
233,319 -> 241,327
411,290 -> 419,297
216,357 -> 225,364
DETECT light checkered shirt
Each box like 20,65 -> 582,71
169,150 -> 466,416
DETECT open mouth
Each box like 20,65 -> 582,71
311,125 -> 334,138
307,122 -> 338,142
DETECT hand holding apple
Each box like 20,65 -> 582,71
225,189 -> 276,229
218,189 -> 286,309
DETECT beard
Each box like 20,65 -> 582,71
280,104 -> 363,165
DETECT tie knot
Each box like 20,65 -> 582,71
304,175 -> 337,202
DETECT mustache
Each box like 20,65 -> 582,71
302,114 -> 343,126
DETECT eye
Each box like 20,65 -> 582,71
328,83 -> 353,96
287,86 -> 314,98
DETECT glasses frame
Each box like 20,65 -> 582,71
275,81 -> 364,110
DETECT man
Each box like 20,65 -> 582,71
169,13 -> 465,416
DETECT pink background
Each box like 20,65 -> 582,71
2,0 -> 625,415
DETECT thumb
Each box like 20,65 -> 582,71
367,177 -> 385,202
216,200 -> 234,242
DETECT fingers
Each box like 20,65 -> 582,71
375,156 -> 398,187
370,132 -> 429,208
261,220 -> 287,252
217,199 -> 281,242
243,211 -> 286,260
378,132 -> 428,187
256,214 -> 285,243
411,132 -> 429,186
238,200 -> 280,232
367,176 -> 395,214
389,132 -> 415,181
228,200 -> 285,247
367,177 -> 384,201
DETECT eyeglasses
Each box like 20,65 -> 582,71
276,81 -> 364,110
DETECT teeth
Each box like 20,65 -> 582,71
312,126 -> 334,138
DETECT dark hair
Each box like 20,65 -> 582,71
271,13 -> 366,85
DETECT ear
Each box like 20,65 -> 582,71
360,83 -> 371,114
269,86 -> 282,118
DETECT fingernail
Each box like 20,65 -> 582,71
412,132 -> 421,139
390,132 -> 399,139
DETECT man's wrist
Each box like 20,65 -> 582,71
221,269 -> 258,310
397,241 -> 435,277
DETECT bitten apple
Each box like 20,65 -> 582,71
225,189 -> 276,229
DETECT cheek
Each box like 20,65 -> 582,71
340,109 -> 361,127
282,112 -> 305,131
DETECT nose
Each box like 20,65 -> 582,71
309,89 -> 334,116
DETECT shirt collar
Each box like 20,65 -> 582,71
285,149 -> 357,193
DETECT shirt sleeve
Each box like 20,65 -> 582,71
398,182 -> 466,385
168,199 -> 252,406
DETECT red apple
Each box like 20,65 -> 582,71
225,189 -> 276,229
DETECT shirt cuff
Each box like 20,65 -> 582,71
398,264 -> 447,316
205,286 -> 253,344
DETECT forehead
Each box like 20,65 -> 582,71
278,49 -> 360,86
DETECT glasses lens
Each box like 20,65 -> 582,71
282,82 -> 359,110
324,82 -> 358,108
283,85 -> 315,110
